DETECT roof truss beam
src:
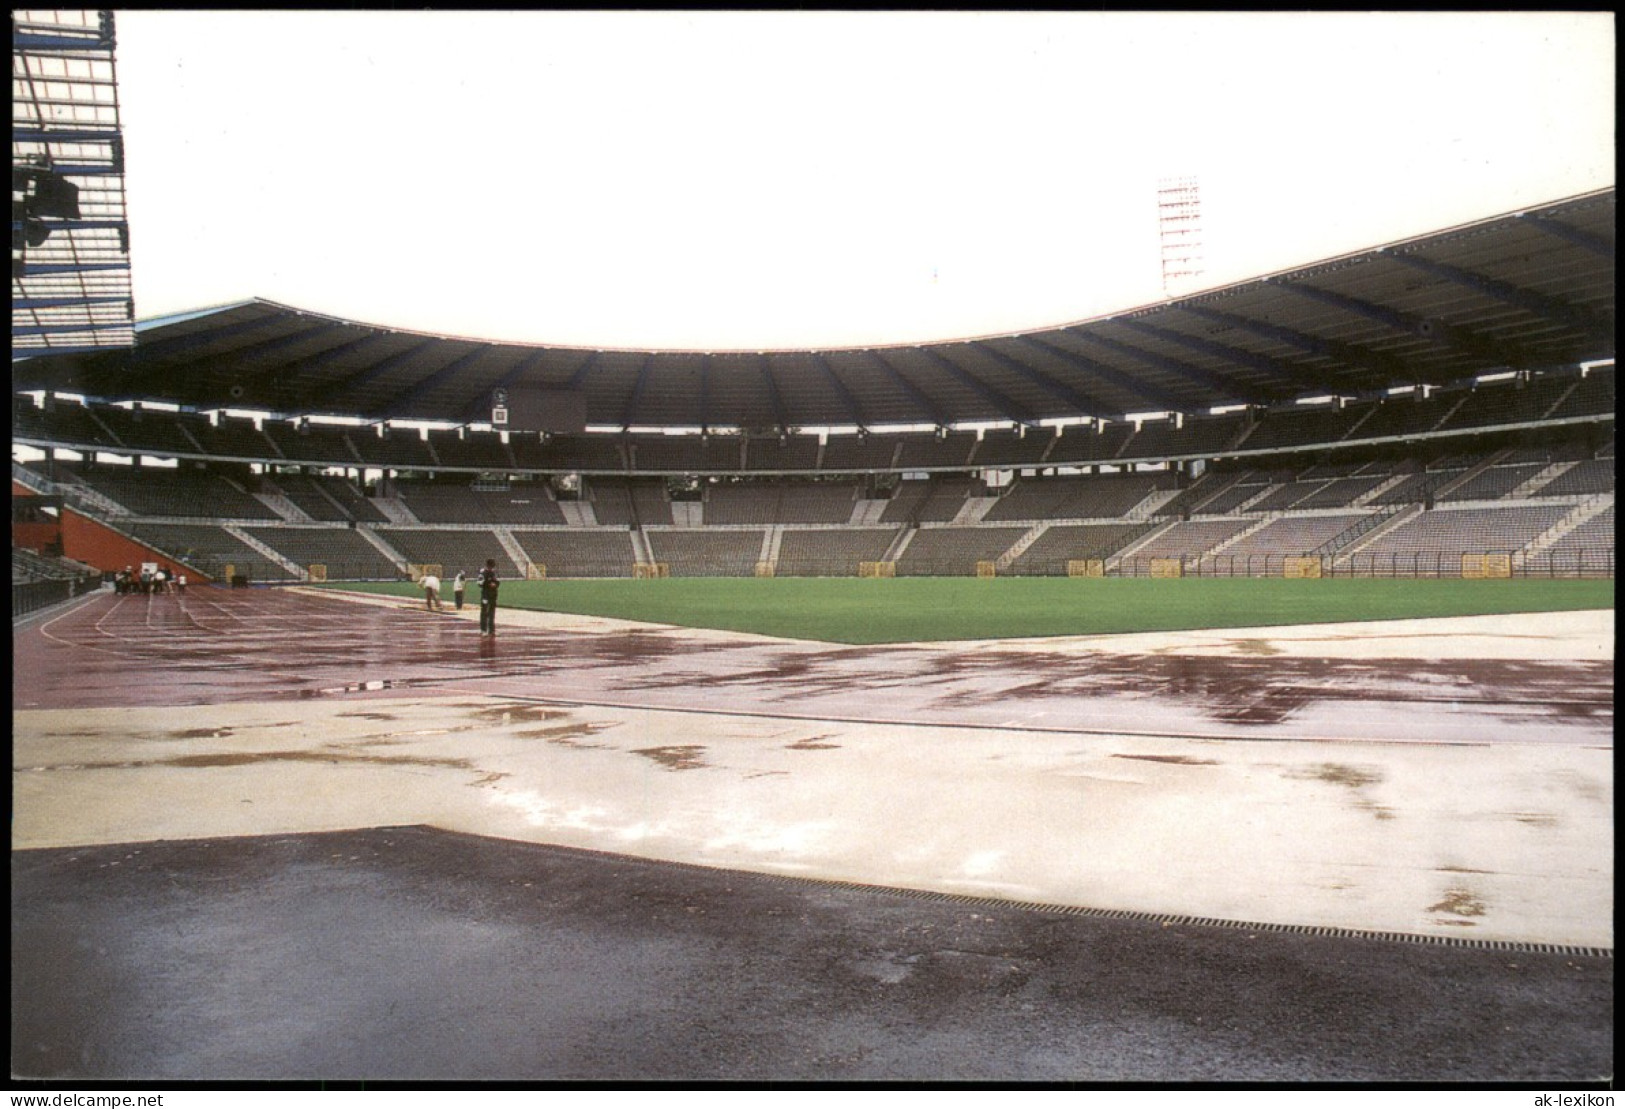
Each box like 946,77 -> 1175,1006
862,350 -> 951,426
1175,305 -> 1412,383
114,314 -> 323,400
565,350 -> 602,391
759,355 -> 790,430
807,354 -> 868,428
305,338 -> 441,415
698,356 -> 712,431
384,348 -> 489,420
973,340 -> 1120,420
1383,251 -> 1613,342
917,347 -> 1035,425
1270,279 -> 1527,371
1111,317 -> 1300,400
1517,213 -> 1615,260
620,354 -> 654,429
1006,335 -> 1179,416
1073,325 -> 1280,404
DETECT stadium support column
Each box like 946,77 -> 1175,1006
1157,177 -> 1204,298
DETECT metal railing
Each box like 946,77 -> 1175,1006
13,572 -> 103,619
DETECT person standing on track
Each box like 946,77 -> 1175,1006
453,570 -> 467,611
478,558 -> 500,636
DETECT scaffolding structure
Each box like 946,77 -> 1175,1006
1157,176 -> 1204,297
13,9 -> 135,357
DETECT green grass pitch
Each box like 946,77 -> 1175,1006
325,577 -> 1614,645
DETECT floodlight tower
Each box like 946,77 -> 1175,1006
1157,176 -> 1204,297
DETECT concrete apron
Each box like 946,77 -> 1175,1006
11,604 -> 1614,950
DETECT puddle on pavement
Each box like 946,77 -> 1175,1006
1290,763 -> 1383,789
165,727 -> 234,740
516,721 -> 619,746
1226,639 -> 1286,656
25,748 -> 480,773
469,704 -> 574,726
1507,811 -> 1559,827
299,679 -> 416,698
1112,754 -> 1219,765
787,735 -> 841,750
632,745 -> 709,771
1428,887 -> 1488,919
1286,762 -> 1395,820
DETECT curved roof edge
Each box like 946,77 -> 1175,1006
126,186 -> 1615,359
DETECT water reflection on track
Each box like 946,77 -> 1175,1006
13,587 -> 1613,747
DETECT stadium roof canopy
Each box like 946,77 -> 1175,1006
11,188 -> 1613,431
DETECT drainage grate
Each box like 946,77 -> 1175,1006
473,833 -> 1611,960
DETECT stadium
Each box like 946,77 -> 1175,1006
12,11 -> 1614,1086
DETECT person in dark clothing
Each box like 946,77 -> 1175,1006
478,558 -> 500,636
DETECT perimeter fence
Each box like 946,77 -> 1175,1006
111,547 -> 1613,585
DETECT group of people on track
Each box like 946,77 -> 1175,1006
420,558 -> 501,635
114,565 -> 186,596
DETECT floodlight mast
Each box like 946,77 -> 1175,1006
1157,176 -> 1204,298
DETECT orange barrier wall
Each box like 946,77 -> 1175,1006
59,508 -> 210,581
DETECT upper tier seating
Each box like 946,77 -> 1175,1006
744,435 -> 821,472
1044,424 -> 1134,466
71,467 -> 282,520
261,421 -> 362,466
588,478 -> 672,526
881,476 -> 983,523
393,480 -> 568,525
426,429 -> 514,470
350,428 -> 436,469
820,435 -> 901,471
265,474 -> 356,523
984,472 -> 1174,521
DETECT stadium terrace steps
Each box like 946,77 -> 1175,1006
252,491 -> 313,523
1201,516 -> 1275,559
354,527 -> 411,573
1517,494 -> 1616,564
225,526 -> 305,579
1513,463 -> 1577,498
1105,519 -> 1180,571
558,500 -> 596,526
494,528 -> 533,574
371,496 -> 421,525
995,523 -> 1051,570
850,499 -> 889,525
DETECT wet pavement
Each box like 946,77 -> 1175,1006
11,827 -> 1614,1082
10,586 -> 1616,1082
13,587 -> 1614,746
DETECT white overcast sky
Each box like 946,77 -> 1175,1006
113,10 -> 1614,352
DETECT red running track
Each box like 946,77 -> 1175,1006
13,586 -> 1614,747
